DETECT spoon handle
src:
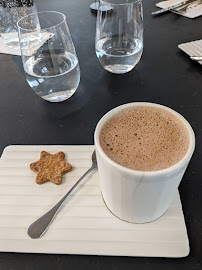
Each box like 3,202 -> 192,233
28,166 -> 95,239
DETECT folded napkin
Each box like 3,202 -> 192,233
0,32 -> 53,56
178,39 -> 202,64
0,35 -> 21,56
156,0 -> 202,18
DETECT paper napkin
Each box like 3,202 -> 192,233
156,0 -> 202,18
0,32 -> 53,56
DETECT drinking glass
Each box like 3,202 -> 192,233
17,11 -> 80,102
0,0 -> 37,49
95,0 -> 143,74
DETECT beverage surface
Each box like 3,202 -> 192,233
99,106 -> 190,171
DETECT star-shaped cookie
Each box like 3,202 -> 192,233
30,151 -> 72,185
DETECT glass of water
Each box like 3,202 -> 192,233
0,0 -> 37,49
17,11 -> 80,102
95,0 -> 143,74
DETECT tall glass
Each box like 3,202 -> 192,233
17,11 -> 80,102
0,0 -> 36,49
95,0 -> 143,74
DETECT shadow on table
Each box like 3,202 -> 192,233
29,80 -> 93,121
11,55 -> 24,73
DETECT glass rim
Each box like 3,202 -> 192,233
100,0 -> 142,5
17,11 -> 66,32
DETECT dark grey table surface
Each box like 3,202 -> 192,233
0,0 -> 201,269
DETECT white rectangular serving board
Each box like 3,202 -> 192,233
0,145 -> 189,257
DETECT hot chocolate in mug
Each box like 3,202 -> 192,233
94,102 -> 195,223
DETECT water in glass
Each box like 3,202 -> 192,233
24,50 -> 80,102
96,35 -> 143,74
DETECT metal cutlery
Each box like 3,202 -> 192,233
27,150 -> 97,239
172,0 -> 202,14
152,0 -> 199,15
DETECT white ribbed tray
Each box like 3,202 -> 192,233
178,39 -> 202,65
0,145 -> 189,257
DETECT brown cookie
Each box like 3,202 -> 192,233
30,151 -> 72,185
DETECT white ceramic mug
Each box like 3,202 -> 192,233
94,102 -> 195,223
